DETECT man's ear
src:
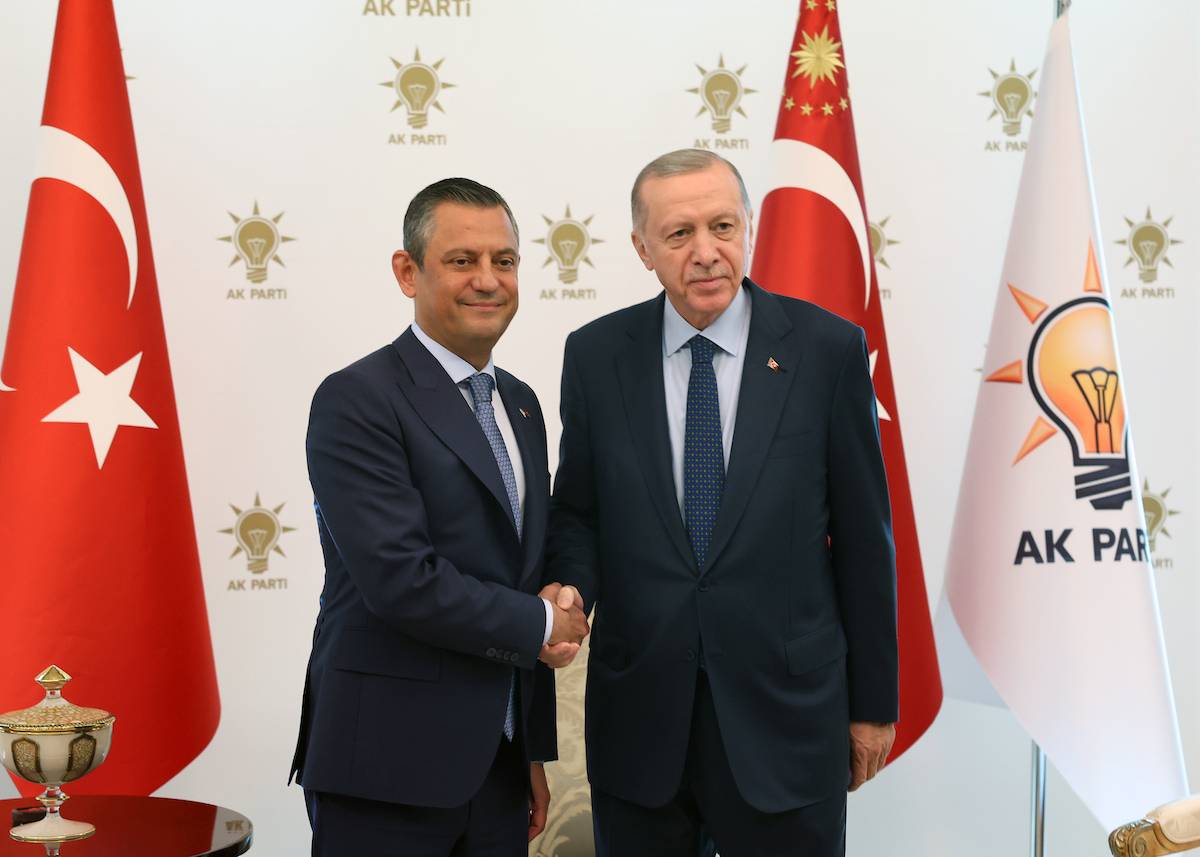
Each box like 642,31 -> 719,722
631,230 -> 654,272
392,250 -> 419,298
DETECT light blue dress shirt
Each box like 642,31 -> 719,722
410,322 -> 554,646
662,284 -> 752,512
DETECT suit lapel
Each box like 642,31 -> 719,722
616,295 -> 696,572
496,368 -> 546,586
702,282 -> 804,575
392,330 -> 519,538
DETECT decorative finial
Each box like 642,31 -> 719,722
35,665 -> 71,693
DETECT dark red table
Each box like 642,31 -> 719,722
0,796 -> 251,856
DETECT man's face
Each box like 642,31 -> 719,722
632,163 -> 751,330
393,203 -> 519,362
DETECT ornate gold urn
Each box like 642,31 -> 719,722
0,666 -> 115,843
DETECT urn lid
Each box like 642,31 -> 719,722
0,666 -> 115,734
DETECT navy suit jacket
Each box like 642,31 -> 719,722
290,329 -> 556,808
549,280 -> 898,813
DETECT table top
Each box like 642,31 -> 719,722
0,796 -> 252,857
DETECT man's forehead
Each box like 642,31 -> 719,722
643,168 -> 744,217
429,202 -> 515,241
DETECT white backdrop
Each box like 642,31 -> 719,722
1,1 -> 1197,854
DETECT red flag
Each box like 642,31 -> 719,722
0,1 -> 219,794
751,2 -> 941,761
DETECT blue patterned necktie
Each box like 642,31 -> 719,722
466,372 -> 521,741
684,335 -> 725,568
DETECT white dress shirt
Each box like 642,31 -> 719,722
410,322 -> 554,646
662,284 -> 752,512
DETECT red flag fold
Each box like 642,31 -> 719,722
0,0 -> 219,795
751,2 -> 941,761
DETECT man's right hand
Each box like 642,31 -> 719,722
538,583 -> 589,668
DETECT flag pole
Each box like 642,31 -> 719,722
1030,743 -> 1047,857
1028,7 -> 1066,853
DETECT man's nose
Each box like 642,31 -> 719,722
474,261 -> 501,291
691,230 -> 720,267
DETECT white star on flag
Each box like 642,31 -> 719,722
868,349 -> 891,421
42,347 -> 158,468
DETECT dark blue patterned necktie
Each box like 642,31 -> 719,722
466,372 -> 520,741
684,335 -> 724,567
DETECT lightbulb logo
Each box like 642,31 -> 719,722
986,242 -> 1134,511
380,49 -> 454,128
1116,208 -> 1180,284
1141,479 -> 1180,555
980,61 -> 1037,137
534,206 -> 603,285
220,493 -> 296,574
869,217 -> 899,270
689,55 -> 755,134
219,202 -> 296,284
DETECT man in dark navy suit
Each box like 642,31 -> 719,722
549,150 -> 899,857
291,178 -> 589,856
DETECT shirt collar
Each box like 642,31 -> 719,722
410,321 -> 496,386
662,282 -> 749,358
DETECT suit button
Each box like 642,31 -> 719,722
698,582 -> 710,592
486,647 -> 497,658
686,649 -> 696,661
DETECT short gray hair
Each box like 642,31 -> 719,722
630,149 -> 752,232
403,177 -> 519,269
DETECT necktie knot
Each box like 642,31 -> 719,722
466,372 -> 495,409
689,335 -> 718,366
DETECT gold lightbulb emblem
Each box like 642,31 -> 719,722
869,217 -> 900,270
220,493 -> 296,574
985,242 -> 1133,510
980,60 -> 1037,136
380,49 -> 455,129
1140,479 -> 1180,553
219,202 -> 296,284
689,56 -> 755,134
1116,208 -> 1181,284
534,206 -> 603,285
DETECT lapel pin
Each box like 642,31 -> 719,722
767,357 -> 781,373
518,407 -> 530,419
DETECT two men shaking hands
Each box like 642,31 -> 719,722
292,148 -> 898,857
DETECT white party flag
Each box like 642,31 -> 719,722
946,14 -> 1188,830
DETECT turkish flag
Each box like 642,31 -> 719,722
0,1 -> 219,795
751,2 -> 941,761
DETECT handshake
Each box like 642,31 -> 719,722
537,582 -> 589,668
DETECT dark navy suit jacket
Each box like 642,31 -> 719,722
549,280 -> 898,813
291,328 -> 556,808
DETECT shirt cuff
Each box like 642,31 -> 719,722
541,598 -> 554,647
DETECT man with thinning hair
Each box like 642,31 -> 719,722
549,149 -> 898,856
291,177 -> 589,856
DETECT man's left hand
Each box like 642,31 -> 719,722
529,762 -> 550,841
848,722 -> 895,791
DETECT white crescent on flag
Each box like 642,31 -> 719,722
1,126 -> 139,394
761,138 -> 872,310
35,124 -> 138,309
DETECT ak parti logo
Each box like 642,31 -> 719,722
986,242 -> 1133,511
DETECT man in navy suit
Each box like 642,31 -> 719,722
291,178 -> 589,856
549,150 -> 899,856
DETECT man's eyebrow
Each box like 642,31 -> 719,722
440,246 -> 519,257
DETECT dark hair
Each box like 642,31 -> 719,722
403,177 -> 519,269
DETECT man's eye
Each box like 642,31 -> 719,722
714,222 -> 734,233
451,258 -> 471,267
